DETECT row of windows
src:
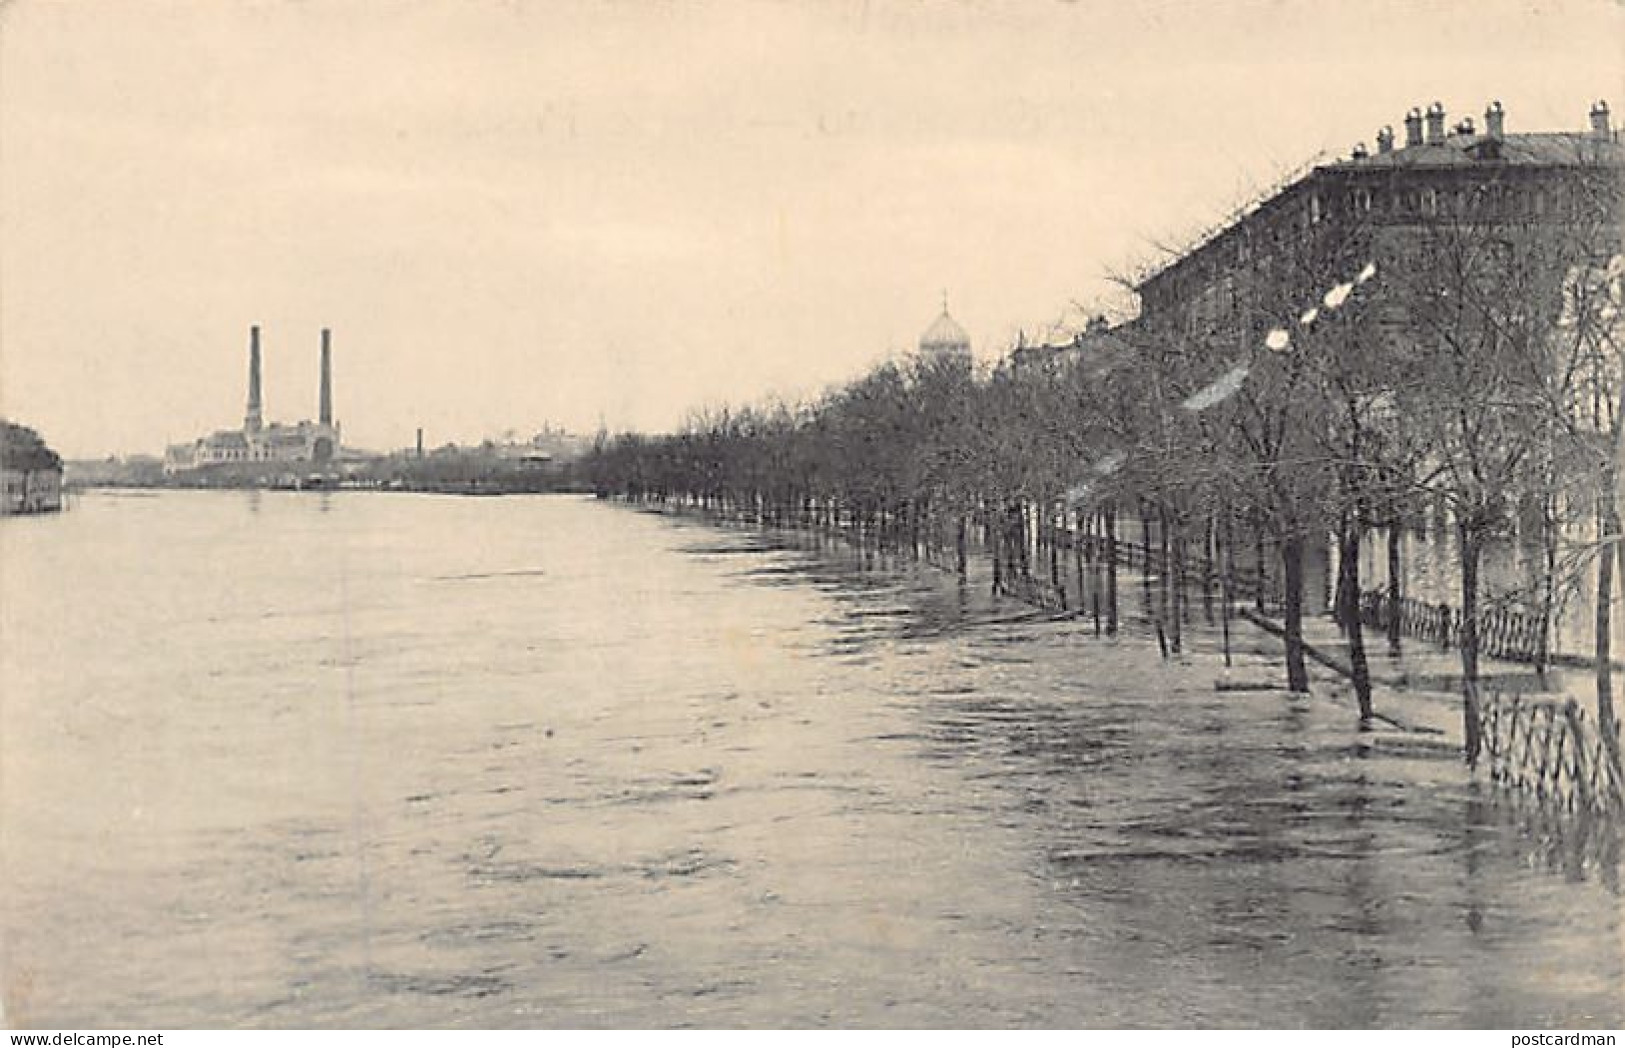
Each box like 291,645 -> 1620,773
198,446 -> 312,462
1207,175 -> 1587,265
1341,184 -> 1554,219
1152,178 -> 1599,305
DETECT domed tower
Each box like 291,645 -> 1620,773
919,297 -> 971,361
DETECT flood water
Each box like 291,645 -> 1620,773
2,491 -> 1621,1028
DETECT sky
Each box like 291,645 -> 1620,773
1,0 -> 1622,458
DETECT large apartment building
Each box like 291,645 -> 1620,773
1135,100 -> 1623,353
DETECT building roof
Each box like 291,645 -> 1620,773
919,309 -> 971,354
1328,131 -> 1623,172
1136,105 -> 1623,295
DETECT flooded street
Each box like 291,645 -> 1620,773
2,492 -> 1621,1028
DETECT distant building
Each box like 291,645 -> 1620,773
64,455 -> 165,487
1006,315 -> 1123,374
918,300 -> 972,361
165,326 -> 342,476
1,420 -> 64,515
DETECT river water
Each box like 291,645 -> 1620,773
2,491 -> 1621,1028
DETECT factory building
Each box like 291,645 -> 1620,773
165,326 -> 341,475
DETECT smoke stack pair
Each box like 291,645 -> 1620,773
242,326 -> 334,430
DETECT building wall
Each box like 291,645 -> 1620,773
1137,150 -> 1621,344
165,421 -> 340,475
2,468 -> 63,514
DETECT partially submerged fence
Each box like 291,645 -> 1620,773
1480,692 -> 1623,818
1359,589 -> 1547,663
1042,527 -> 1274,606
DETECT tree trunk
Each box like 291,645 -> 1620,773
1012,501 -> 1030,577
1175,527 -> 1187,653
955,515 -> 968,579
1537,494 -> 1555,678
1202,514 -> 1216,623
1333,512 -> 1353,632
990,510 -> 1004,596
1386,522 -> 1403,652
1282,533 -> 1311,693
1221,511 -> 1234,668
1105,504 -> 1119,635
1050,507 -> 1062,589
1254,530 -> 1268,612
1341,516 -> 1374,725
1458,519 -> 1484,767
1076,510 -> 1087,615
1596,478 -> 1619,737
1142,504 -> 1154,573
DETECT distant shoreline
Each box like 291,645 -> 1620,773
66,481 -> 597,497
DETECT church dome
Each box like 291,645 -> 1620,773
919,307 -> 971,356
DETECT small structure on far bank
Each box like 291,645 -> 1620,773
1,420 -> 64,515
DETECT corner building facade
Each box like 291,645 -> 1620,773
1134,99 -> 1623,364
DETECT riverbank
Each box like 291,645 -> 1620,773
619,497 -> 1619,770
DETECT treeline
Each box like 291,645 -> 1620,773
587,184 -> 1624,762
1,420 -> 64,473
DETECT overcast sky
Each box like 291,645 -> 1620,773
2,0 -> 1621,457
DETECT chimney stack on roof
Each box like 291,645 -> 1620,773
1404,108 -> 1424,147
1425,101 -> 1446,144
1351,141 -> 1369,160
1375,125 -> 1394,153
1484,100 -> 1505,139
1591,99 -> 1612,139
1453,117 -> 1475,137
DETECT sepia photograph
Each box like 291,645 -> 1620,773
1,0 -> 1622,1034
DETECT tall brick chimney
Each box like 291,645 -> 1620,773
319,328 -> 333,427
1425,101 -> 1446,144
1404,108 -> 1424,148
1484,100 -> 1505,139
245,325 -> 263,433
1591,100 -> 1612,139
1376,125 -> 1395,153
